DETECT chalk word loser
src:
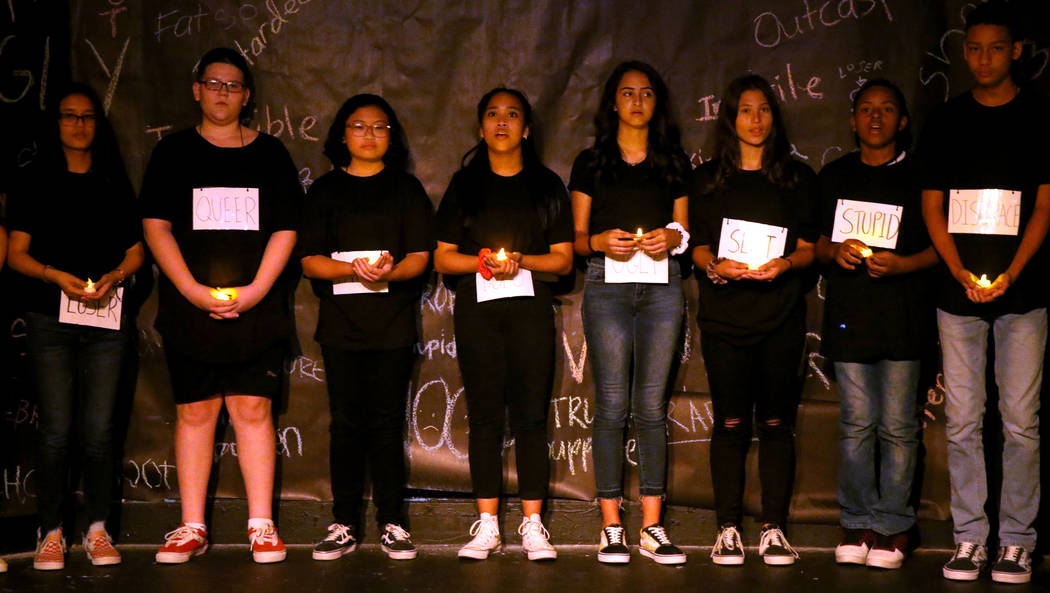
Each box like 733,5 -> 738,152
717,218 -> 788,269
947,189 -> 1020,236
331,251 -> 389,294
192,187 -> 259,231
59,287 -> 123,330
604,250 -> 669,284
475,269 -> 534,302
830,199 -> 901,249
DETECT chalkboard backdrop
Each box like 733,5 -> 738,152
2,0 -> 1049,523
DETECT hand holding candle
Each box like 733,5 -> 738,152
974,274 -> 992,288
855,245 -> 873,258
84,278 -> 96,294
211,287 -> 238,301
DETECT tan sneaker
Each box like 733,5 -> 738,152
34,527 -> 66,571
84,529 -> 122,566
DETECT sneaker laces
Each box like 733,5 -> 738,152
385,524 -> 411,542
761,527 -> 799,557
469,517 -> 499,539
249,523 -> 279,546
714,526 -> 742,552
518,519 -> 551,542
644,525 -> 672,546
323,523 -> 352,543
1001,546 -> 1024,563
956,542 -> 978,559
163,525 -> 204,546
603,524 -> 625,545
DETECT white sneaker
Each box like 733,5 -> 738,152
517,514 -> 556,561
458,513 -> 500,559
711,524 -> 745,566
758,525 -> 799,566
991,546 -> 1032,584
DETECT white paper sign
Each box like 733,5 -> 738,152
604,251 -> 669,284
717,218 -> 788,269
947,189 -> 1021,236
331,251 -> 389,295
830,199 -> 901,249
58,287 -> 123,330
476,269 -> 534,302
192,187 -> 260,231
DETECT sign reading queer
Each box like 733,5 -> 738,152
717,218 -> 788,269
331,251 -> 389,295
59,287 -> 124,330
604,250 -> 669,284
947,189 -> 1021,236
831,199 -> 902,249
192,187 -> 260,231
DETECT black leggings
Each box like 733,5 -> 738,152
454,292 -> 554,500
701,307 -> 805,527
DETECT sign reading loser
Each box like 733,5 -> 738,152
717,218 -> 788,269
476,269 -> 535,302
947,189 -> 1021,236
59,287 -> 123,330
331,251 -> 389,295
831,199 -> 901,249
193,187 -> 260,231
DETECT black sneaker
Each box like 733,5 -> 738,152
991,546 -> 1031,584
380,524 -> 417,560
638,525 -> 686,565
711,524 -> 745,566
758,524 -> 798,566
312,523 -> 357,560
942,542 -> 987,581
597,524 -> 630,564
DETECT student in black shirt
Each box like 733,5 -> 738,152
300,94 -> 433,561
690,74 -> 818,567
815,79 -> 937,570
570,61 -> 691,566
920,2 -> 1050,584
434,88 -> 573,561
141,48 -> 301,565
7,83 -> 143,570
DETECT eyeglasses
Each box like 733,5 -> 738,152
346,121 -> 391,137
198,79 -> 246,93
58,113 -> 96,125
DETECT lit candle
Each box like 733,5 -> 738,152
495,248 -> 508,261
84,279 -> 96,294
975,274 -> 992,288
211,287 -> 238,301
367,252 -> 381,265
856,246 -> 873,258
747,263 -> 759,270
636,228 -> 644,239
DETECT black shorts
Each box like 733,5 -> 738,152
165,344 -> 285,405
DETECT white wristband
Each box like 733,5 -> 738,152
666,221 -> 689,256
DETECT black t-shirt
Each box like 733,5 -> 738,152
568,150 -> 686,240
140,129 -> 302,362
689,159 -> 818,343
435,167 -> 573,300
299,167 -> 434,350
8,165 -> 140,316
920,89 -> 1050,316
818,151 -> 934,361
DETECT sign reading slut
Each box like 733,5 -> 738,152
59,288 -> 124,330
717,218 -> 788,269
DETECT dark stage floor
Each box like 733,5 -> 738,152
2,545 -> 1048,593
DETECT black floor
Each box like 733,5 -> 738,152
2,546 -> 1048,593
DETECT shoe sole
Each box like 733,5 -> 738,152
252,550 -> 287,564
762,556 -> 796,566
312,542 -> 358,561
597,551 -> 630,564
156,544 -> 209,564
88,554 -> 122,566
991,571 -> 1031,584
835,549 -> 868,565
866,555 -> 903,570
33,560 -> 64,571
382,544 -> 418,560
639,549 -> 686,565
525,549 -> 557,561
711,555 -> 745,566
942,567 -> 980,581
457,548 -> 497,560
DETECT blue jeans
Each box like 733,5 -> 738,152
582,256 -> 683,499
26,312 -> 129,532
835,360 -> 920,535
937,308 -> 1044,550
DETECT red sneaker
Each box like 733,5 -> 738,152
156,524 -> 209,564
249,522 -> 286,564
34,528 -> 65,571
84,529 -> 122,566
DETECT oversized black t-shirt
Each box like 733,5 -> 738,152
139,129 -> 302,362
8,165 -> 140,316
568,150 -> 686,240
920,89 -> 1050,316
435,167 -> 573,301
818,151 -> 934,361
299,167 -> 434,350
689,159 -> 819,343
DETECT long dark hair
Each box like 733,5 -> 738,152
322,94 -> 411,171
583,60 -> 689,186
194,47 -> 256,125
851,78 -> 912,152
455,87 -> 561,228
711,74 -> 798,190
38,82 -> 129,186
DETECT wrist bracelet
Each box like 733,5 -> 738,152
665,222 -> 690,256
705,258 -> 728,285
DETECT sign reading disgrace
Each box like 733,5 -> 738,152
717,218 -> 788,269
193,187 -> 260,231
830,199 -> 901,249
331,251 -> 389,295
947,189 -> 1021,236
59,287 -> 123,330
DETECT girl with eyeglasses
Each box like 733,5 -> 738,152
140,47 -> 302,565
7,82 -> 143,570
434,88 -> 573,561
300,94 -> 433,561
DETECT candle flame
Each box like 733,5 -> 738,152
975,274 -> 992,288
747,263 -> 759,270
367,253 -> 381,265
84,279 -> 96,293
636,228 -> 644,238
856,246 -> 873,258
211,287 -> 237,301
496,248 -> 507,261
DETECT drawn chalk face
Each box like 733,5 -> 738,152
735,89 -> 773,148
58,93 -> 96,153
479,91 -> 528,156
850,85 -> 906,151
343,105 -> 390,166
615,70 -> 655,130
964,24 -> 1020,89
193,62 -> 250,125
